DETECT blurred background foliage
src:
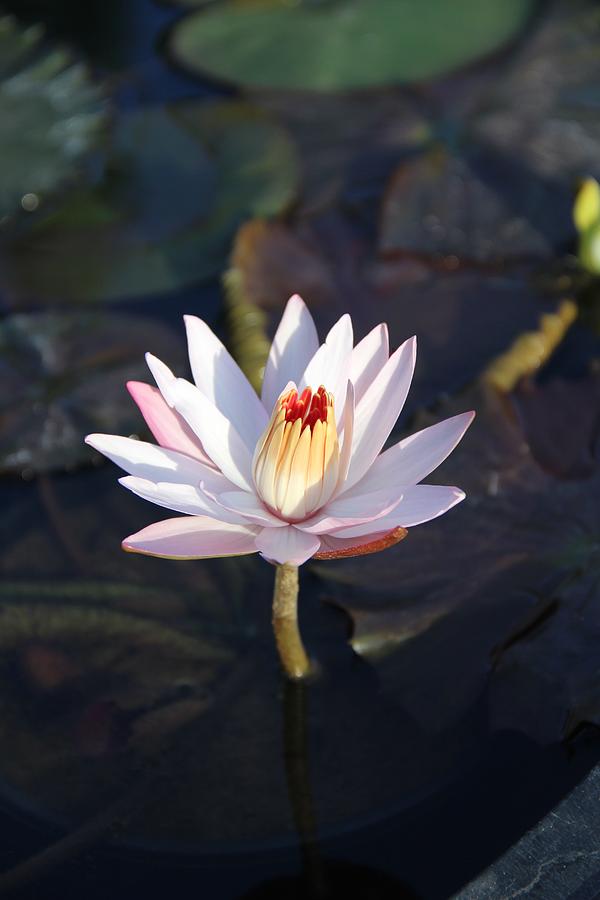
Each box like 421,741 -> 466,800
1,0 -> 600,895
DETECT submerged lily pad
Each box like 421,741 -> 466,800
3,101 -> 299,304
316,374 -> 600,744
0,15 -> 106,220
169,0 -> 536,91
0,311 -> 185,474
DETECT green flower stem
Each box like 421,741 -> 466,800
272,564 -> 310,680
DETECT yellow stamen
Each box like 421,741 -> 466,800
253,385 -> 340,522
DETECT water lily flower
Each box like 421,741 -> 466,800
86,294 -> 473,565
85,295 -> 473,678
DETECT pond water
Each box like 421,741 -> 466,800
1,1 -> 600,897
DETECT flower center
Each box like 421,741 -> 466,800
253,385 -> 340,521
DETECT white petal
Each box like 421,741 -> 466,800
204,489 -> 287,528
122,516 -> 259,559
85,433 -> 228,486
167,378 -> 254,491
119,476 -> 246,524
255,525 -> 320,565
184,315 -> 268,449
296,488 -> 403,534
329,485 -> 466,538
349,323 -> 389,403
145,353 -> 178,406
261,295 -> 319,412
300,314 -> 353,426
342,336 -> 417,492
347,411 -> 475,495
336,381 -> 355,490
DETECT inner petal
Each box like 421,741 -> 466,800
252,385 -> 340,522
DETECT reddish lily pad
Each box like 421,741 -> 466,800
227,217 -> 558,413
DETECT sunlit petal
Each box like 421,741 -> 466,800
261,294 -> 319,411
255,525 -> 320,565
122,516 -> 259,559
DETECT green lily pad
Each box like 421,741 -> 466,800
3,101 -> 299,304
0,311 -> 186,475
0,15 -> 106,220
169,0 -> 536,91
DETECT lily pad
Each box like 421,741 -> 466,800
379,142 -> 575,264
169,0 -> 536,91
379,1 -> 600,263
227,217 -> 557,412
0,15 -> 106,220
316,376 -> 600,744
0,311 -> 186,474
3,101 -> 299,304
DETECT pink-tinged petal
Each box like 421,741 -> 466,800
342,336 -> 417,492
337,381 -> 355,490
314,526 -> 408,560
255,525 -> 320,565
349,323 -> 389,403
118,477 -> 246,524
184,315 -> 268,449
349,411 -> 475,495
329,484 -> 465,539
127,381 -> 214,466
300,314 -> 353,426
261,295 -> 319,412
202,489 -> 287,528
122,516 -> 259,559
167,378 -> 254,491
296,488 -> 403,535
84,434 -> 226,486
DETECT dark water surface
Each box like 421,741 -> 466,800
1,1 -> 600,898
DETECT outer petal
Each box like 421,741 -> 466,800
314,526 -> 408,559
255,525 -> 320,565
122,516 -> 259,559
118,476 -> 246,525
184,315 -> 268,449
348,411 -> 475,495
167,378 -> 254,491
296,488 -> 403,534
261,295 -> 319,412
300,314 -> 353,426
329,484 -> 465,538
342,336 -> 417,492
348,323 -> 389,404
203,489 -> 287,528
127,381 -> 214,466
85,434 -> 229,487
